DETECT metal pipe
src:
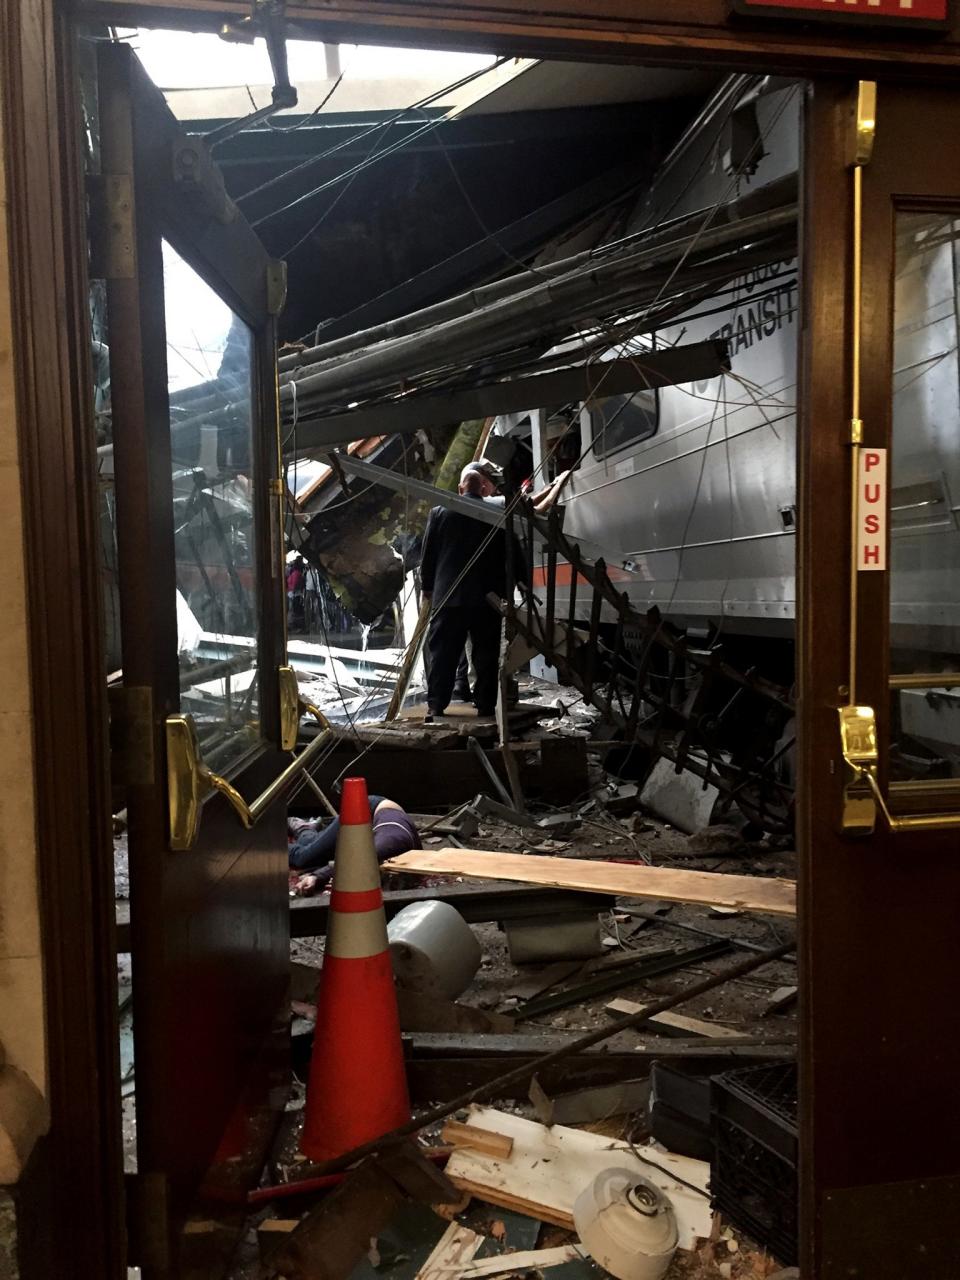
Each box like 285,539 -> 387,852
888,673 -> 960,689
248,728 -> 333,824
278,179 -> 797,383
149,199 -> 794,452
298,768 -> 338,816
280,210 -> 796,410
180,651 -> 255,690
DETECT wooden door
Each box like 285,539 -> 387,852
800,81 -> 960,1278
97,44 -> 289,1276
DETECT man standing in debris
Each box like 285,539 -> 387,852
419,463 -> 524,720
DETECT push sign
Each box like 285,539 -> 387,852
857,448 -> 887,571
732,0 -> 949,26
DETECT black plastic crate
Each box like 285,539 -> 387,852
649,1061 -> 714,1161
711,1061 -> 798,1266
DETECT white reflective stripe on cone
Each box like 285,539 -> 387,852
332,821 -> 381,892
327,906 -> 390,960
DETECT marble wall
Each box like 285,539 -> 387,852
0,74 -> 46,1098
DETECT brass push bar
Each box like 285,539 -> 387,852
887,673 -> 960,690
167,664 -> 335,850
166,713 -> 333,850
839,706 -> 960,834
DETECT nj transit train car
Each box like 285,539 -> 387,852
511,83 -> 960,773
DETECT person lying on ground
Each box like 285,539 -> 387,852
288,794 -> 421,896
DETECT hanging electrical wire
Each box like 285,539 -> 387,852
237,58 -> 507,214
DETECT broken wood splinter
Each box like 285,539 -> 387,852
441,1119 -> 515,1159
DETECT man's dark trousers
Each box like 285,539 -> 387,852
426,605 -> 501,715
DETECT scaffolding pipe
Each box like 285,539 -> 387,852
277,213 -> 794,410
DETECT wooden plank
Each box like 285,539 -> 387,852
445,1178 -> 574,1230
445,1106 -> 713,1249
383,849 -> 797,917
504,960 -> 583,1002
441,1120 -> 514,1159
459,1246 -> 582,1277
763,985 -> 799,1017
606,998 -> 743,1039
415,1222 -> 483,1280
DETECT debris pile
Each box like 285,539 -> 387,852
114,670 -> 799,1278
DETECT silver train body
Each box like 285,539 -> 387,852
540,88 -> 960,666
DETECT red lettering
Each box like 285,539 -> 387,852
864,514 -> 880,534
863,545 -> 880,566
864,452 -> 882,472
863,484 -> 881,504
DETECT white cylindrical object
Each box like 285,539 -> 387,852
387,901 -> 481,999
573,1169 -> 678,1280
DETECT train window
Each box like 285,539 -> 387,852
889,211 -> 960,782
591,388 -> 659,459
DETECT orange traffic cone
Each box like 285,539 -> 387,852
300,776 -> 411,1162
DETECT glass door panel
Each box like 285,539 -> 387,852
164,241 -> 261,773
889,211 -> 960,782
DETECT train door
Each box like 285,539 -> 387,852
97,44 -> 289,1276
800,81 -> 960,1278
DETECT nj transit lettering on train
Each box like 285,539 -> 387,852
709,264 -> 798,357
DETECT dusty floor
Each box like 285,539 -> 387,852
115,681 -> 797,1278
272,802 -> 796,1279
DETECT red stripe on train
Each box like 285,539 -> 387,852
532,564 -> 632,587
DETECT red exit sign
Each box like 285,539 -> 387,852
733,0 -> 948,25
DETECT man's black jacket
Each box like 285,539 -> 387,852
419,496 -> 526,610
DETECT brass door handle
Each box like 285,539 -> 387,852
279,664 -> 332,749
169,666 -> 335,849
839,705 -> 960,833
300,698 -> 332,730
167,715 -> 253,849
167,712 -> 332,850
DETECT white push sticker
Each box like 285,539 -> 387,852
857,447 -> 887,572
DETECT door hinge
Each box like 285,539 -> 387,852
109,685 -> 156,787
125,1171 -> 169,1273
87,174 -> 135,280
171,137 -> 238,226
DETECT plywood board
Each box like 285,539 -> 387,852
443,1106 -> 713,1251
442,1120 -> 515,1159
458,1246 -> 583,1276
606,999 -> 742,1040
383,850 -> 796,917
416,1222 -> 483,1279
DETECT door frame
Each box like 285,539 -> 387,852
9,4 -> 960,1279
98,41 -> 289,1273
80,0 -> 960,80
0,5 -> 126,1279
799,80 -> 960,1278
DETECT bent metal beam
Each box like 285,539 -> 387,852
288,339 -> 731,450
